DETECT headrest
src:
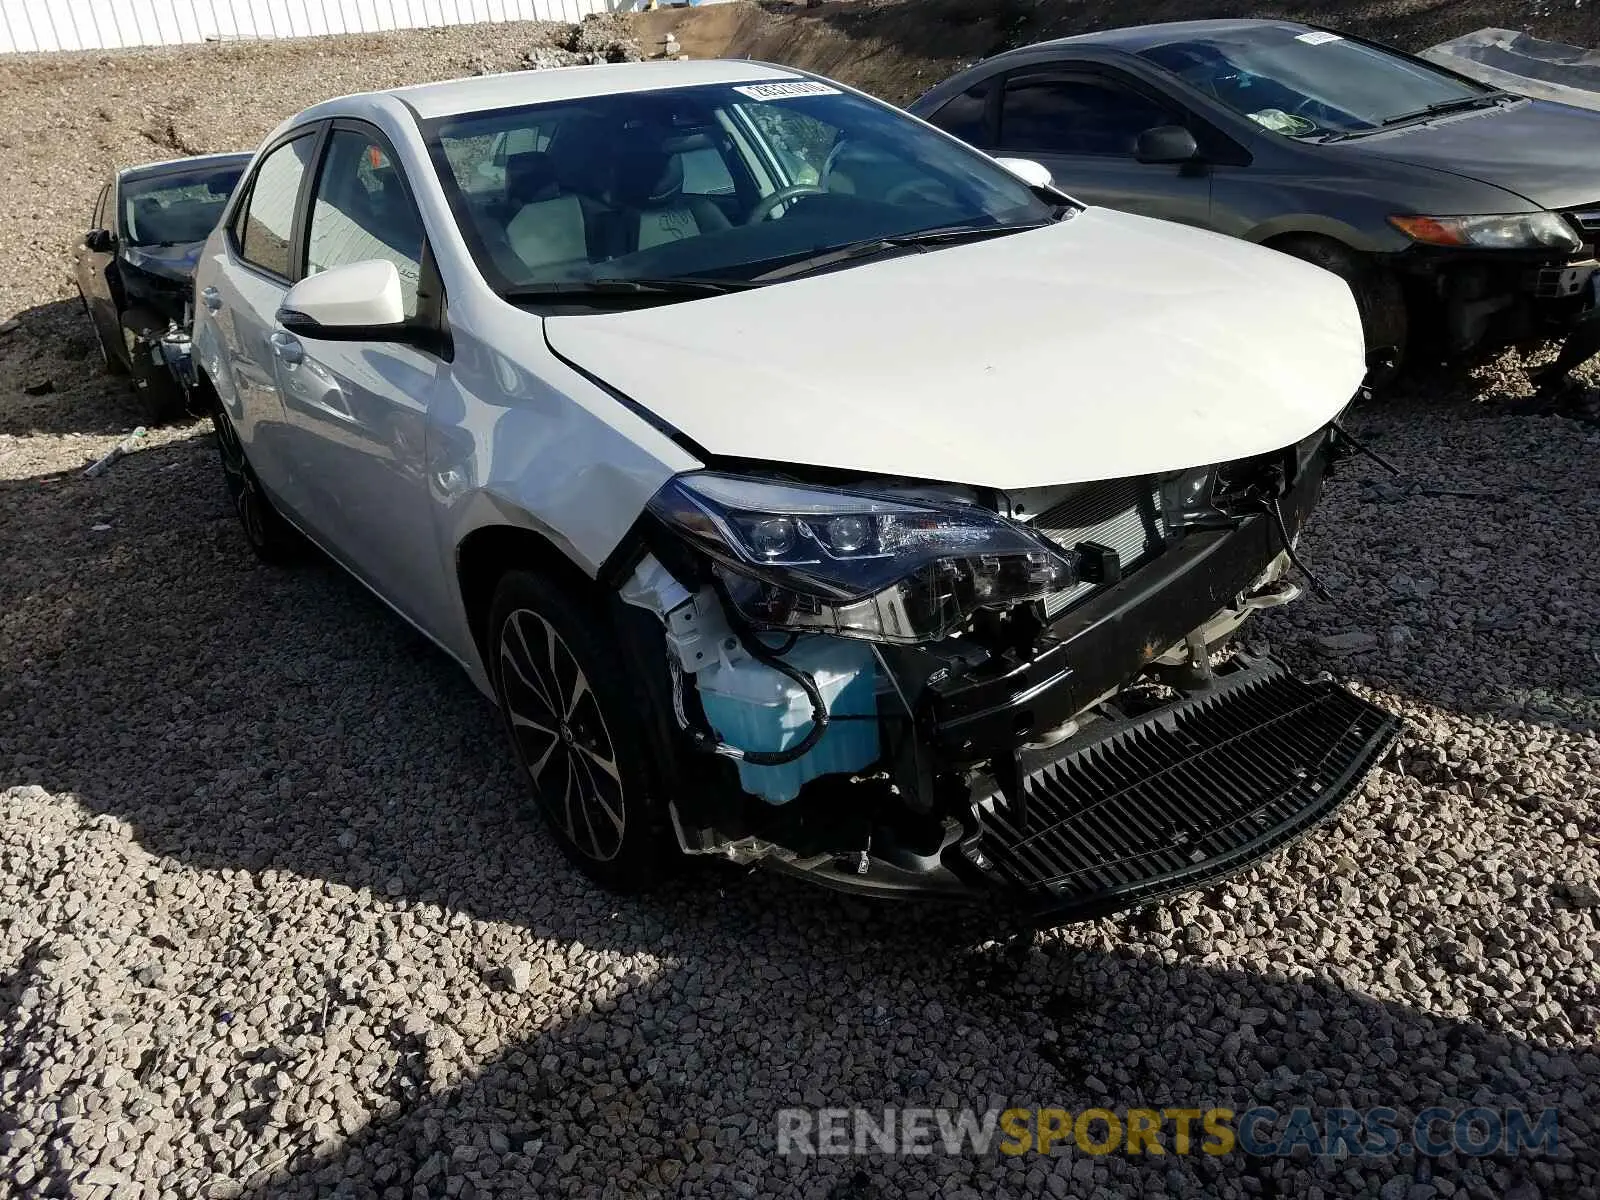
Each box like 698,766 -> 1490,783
612,140 -> 683,206
505,150 -> 558,203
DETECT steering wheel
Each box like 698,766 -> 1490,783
746,184 -> 826,224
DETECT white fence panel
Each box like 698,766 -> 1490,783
0,0 -> 633,54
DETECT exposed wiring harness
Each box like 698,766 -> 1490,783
1331,419 -> 1401,476
664,583 -> 834,768
1265,493 -> 1332,603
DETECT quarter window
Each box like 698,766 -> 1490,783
238,136 -> 316,278
306,130 -> 426,317
999,75 -> 1177,156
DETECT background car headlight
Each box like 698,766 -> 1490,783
647,472 -> 1078,644
1388,212 -> 1582,253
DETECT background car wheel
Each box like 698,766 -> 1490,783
80,296 -> 127,376
1274,235 -> 1408,381
488,569 -> 676,893
210,401 -> 299,564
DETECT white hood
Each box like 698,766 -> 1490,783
544,207 -> 1366,490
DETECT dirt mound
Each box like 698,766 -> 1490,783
638,0 -> 1600,103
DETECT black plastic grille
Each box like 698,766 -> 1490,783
979,663 -> 1400,919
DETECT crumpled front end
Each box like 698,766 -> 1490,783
619,421 -> 1399,923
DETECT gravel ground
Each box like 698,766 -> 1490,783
3,13 -> 1600,1200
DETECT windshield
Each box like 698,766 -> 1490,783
1139,27 -> 1492,138
120,166 -> 244,247
425,79 -> 1057,294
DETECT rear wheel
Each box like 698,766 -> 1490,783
1274,235 -> 1408,380
210,397 -> 299,564
488,569 -> 675,892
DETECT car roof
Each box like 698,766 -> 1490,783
1035,18 -> 1316,53
117,151 -> 253,184
370,59 -> 807,121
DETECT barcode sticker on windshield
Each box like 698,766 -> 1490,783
1295,31 -> 1343,45
734,81 -> 842,101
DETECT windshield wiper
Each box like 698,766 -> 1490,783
752,221 -> 1054,284
502,276 -> 761,303
1317,92 -> 1516,142
1381,91 -> 1517,127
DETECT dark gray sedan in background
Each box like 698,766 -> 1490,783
74,152 -> 250,417
912,19 -> 1600,371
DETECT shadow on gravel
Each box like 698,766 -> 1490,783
0,411 -> 1594,1198
225,941 -> 1589,1199
0,297 -> 175,437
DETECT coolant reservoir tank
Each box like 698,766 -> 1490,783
694,636 -> 879,804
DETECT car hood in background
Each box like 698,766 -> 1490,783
1339,99 -> 1600,211
544,208 -> 1365,491
119,240 -> 205,283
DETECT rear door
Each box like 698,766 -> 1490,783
270,120 -> 453,632
207,130 -> 322,501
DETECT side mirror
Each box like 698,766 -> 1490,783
277,259 -> 407,342
993,157 -> 1054,189
1135,125 -> 1201,165
85,228 -> 115,253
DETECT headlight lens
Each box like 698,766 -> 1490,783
647,472 -> 1078,643
1388,212 -> 1582,253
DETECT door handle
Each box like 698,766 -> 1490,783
201,286 -> 222,312
269,330 -> 305,366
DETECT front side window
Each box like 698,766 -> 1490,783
426,80 -> 1057,294
998,75 -> 1177,156
121,166 -> 244,248
929,80 -> 994,144
307,130 -> 426,316
238,136 -> 316,277
1138,27 -> 1490,137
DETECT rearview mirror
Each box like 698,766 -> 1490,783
993,157 -> 1054,189
277,260 -> 407,341
1135,125 -> 1201,165
84,228 -> 115,253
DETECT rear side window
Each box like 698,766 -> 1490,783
238,136 -> 316,278
999,75 -> 1177,156
928,80 -> 994,144
306,130 -> 426,317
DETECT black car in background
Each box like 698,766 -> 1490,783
74,152 -> 250,417
912,20 -> 1600,371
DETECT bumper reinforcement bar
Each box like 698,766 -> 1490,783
968,659 -> 1401,922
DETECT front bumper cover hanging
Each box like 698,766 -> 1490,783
959,657 -> 1401,922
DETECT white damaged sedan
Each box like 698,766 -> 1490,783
192,60 -> 1399,922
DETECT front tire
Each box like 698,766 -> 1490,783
1275,236 -> 1408,379
80,295 -> 128,377
488,569 -> 675,892
211,400 -> 299,564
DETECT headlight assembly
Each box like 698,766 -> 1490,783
647,472 -> 1078,644
1388,212 -> 1582,254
